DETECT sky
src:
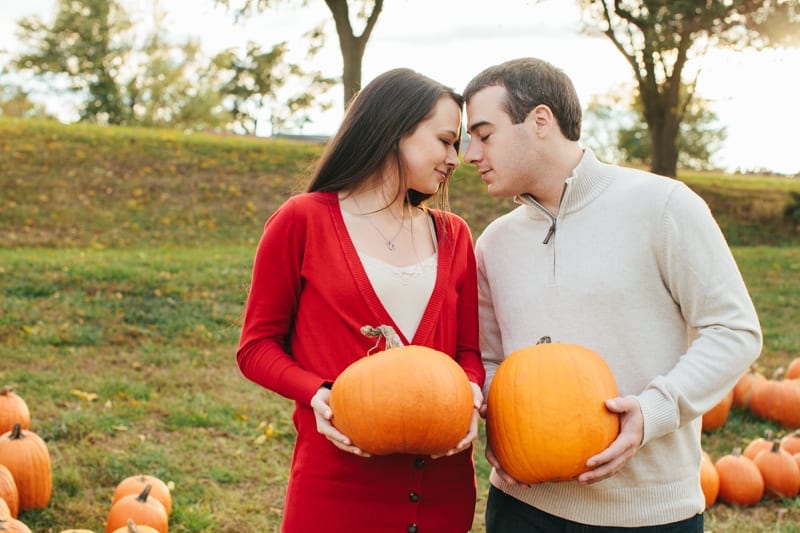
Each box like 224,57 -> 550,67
1,0 -> 799,175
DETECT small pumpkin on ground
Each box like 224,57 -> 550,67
732,368 -> 766,410
330,325 -> 474,456
113,475 -> 172,515
753,440 -> 800,499
699,451 -> 719,508
749,377 -> 800,428
0,389 -> 30,436
486,336 -> 620,484
105,485 -> 168,533
701,389 -> 734,431
0,424 -> 51,511
780,430 -> 800,456
715,447 -> 764,506
0,465 -> 18,518
743,430 -> 774,461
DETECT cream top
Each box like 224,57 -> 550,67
359,252 -> 437,341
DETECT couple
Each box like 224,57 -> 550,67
236,58 -> 762,532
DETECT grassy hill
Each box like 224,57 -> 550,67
1,117 -> 800,531
2,116 -> 799,249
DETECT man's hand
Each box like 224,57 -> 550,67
578,396 -> 644,485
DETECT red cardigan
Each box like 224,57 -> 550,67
238,191 -> 485,532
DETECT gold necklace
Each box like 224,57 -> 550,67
352,196 -> 407,251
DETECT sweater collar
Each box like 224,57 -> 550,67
515,148 -> 614,218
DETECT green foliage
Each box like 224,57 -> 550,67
9,0 -> 331,133
216,40 -> 336,135
14,0 -> 134,124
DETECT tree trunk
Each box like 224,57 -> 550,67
649,117 -> 680,178
339,35 -> 364,107
325,0 -> 384,108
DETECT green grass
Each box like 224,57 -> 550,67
2,117 -> 800,531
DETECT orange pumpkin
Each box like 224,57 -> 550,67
0,465 -> 18,518
787,357 -> 800,380
780,430 -> 800,456
105,485 -> 168,533
715,448 -> 764,506
0,517 -> 32,533
330,325 -> 474,456
794,453 -> 800,472
0,389 -> 30,436
699,451 -> 719,508
753,440 -> 800,499
743,430 -> 774,461
749,379 -> 800,427
0,424 -> 51,511
732,369 -> 766,410
486,337 -> 620,484
113,475 -> 172,515
701,390 -> 734,431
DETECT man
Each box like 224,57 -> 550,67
463,57 -> 762,531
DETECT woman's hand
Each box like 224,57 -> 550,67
433,381 -> 484,459
310,386 -> 371,457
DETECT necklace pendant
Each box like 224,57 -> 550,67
386,241 -> 396,251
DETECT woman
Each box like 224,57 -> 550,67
237,68 -> 485,532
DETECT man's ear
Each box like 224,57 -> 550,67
528,104 -> 554,137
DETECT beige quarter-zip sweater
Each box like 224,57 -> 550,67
476,149 -> 762,527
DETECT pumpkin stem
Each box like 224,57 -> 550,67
137,484 -> 152,503
770,440 -> 781,453
127,518 -> 140,533
0,386 -> 12,396
9,423 -> 22,440
361,325 -> 404,352
536,336 -> 552,345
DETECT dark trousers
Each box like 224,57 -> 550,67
486,485 -> 704,533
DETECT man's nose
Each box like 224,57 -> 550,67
463,137 -> 480,164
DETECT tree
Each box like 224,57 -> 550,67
578,0 -> 800,177
13,0 -> 133,124
11,0 -> 229,131
0,84 -> 53,119
584,84 -> 726,171
217,41 -> 335,135
215,0 -> 384,107
125,6 -> 228,131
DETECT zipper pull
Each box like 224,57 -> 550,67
543,220 -> 556,244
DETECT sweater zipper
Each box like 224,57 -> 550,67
524,183 -> 568,280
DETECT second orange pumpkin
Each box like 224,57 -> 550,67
486,338 -> 620,484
